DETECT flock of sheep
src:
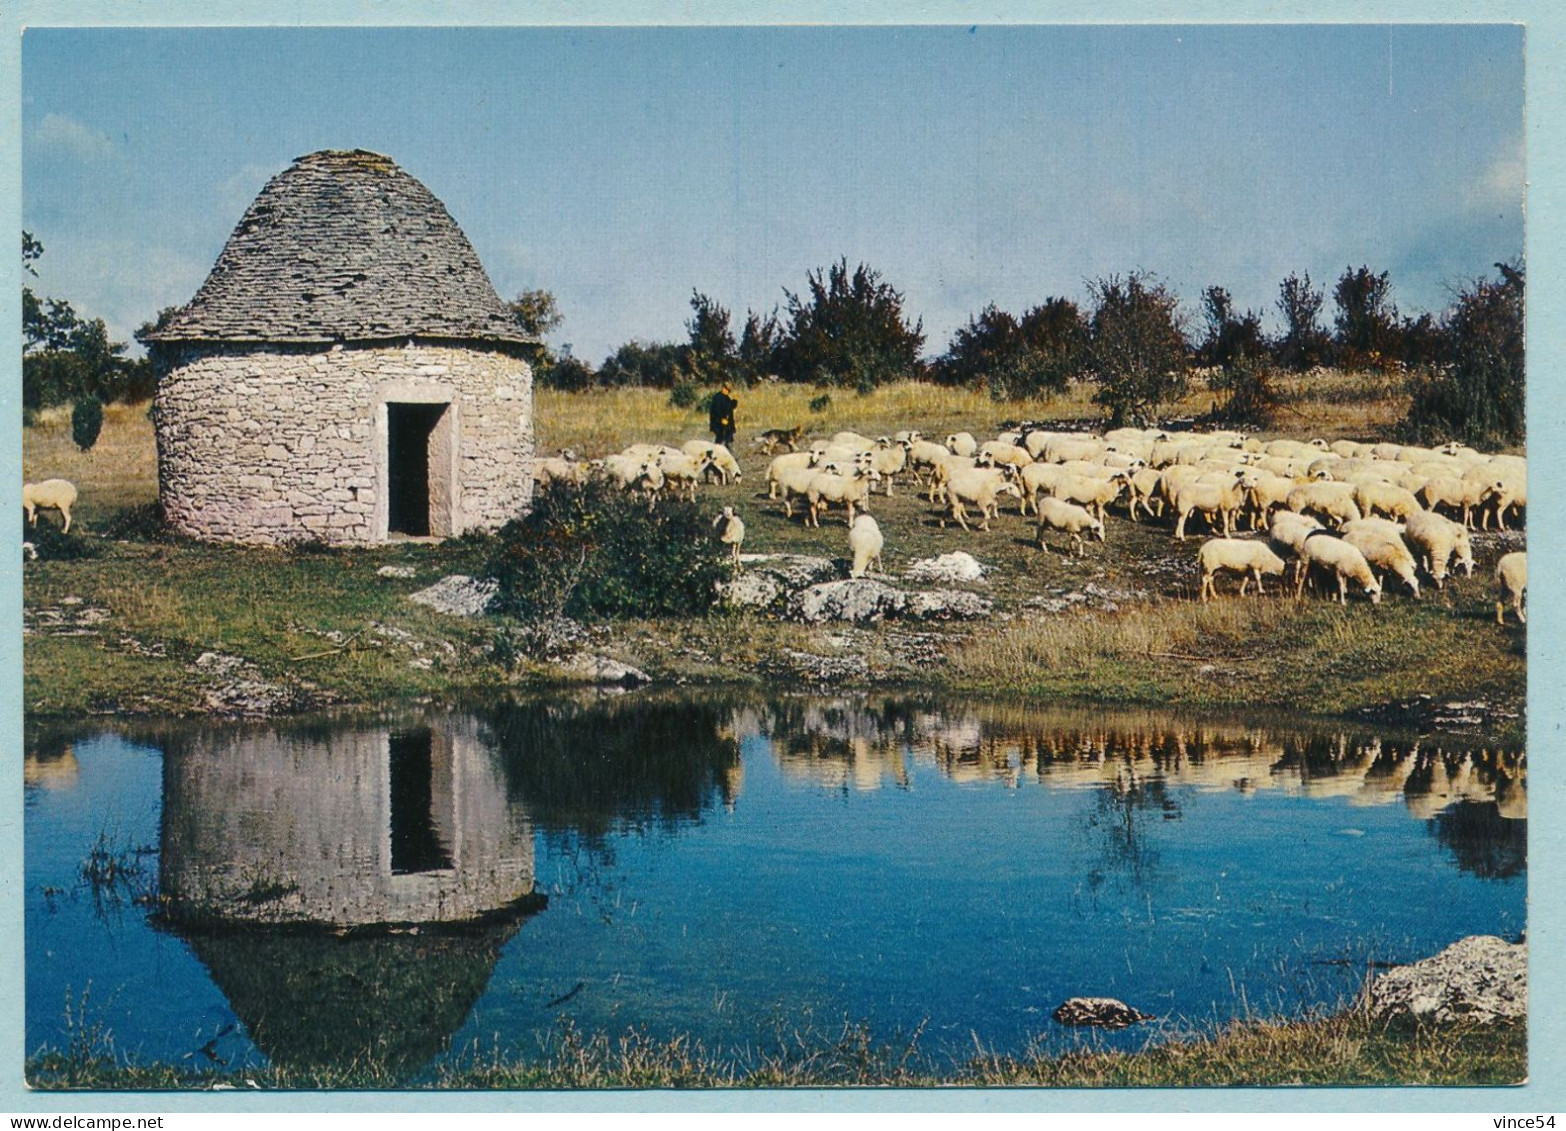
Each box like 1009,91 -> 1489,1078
539,421 -> 1528,627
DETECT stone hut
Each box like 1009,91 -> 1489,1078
145,149 -> 535,545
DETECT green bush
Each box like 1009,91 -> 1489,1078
668,379 -> 700,409
71,397 -> 103,452
808,393 -> 832,413
488,478 -> 730,624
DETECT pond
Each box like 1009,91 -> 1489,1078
24,695 -> 1526,1082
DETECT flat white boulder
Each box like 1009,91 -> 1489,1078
1368,935 -> 1526,1026
409,575 -> 498,617
905,552 -> 986,585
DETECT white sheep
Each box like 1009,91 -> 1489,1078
1198,538 -> 1288,601
1171,474 -> 1245,541
1035,497 -> 1103,556
597,455 -> 666,506
868,438 -> 910,495
766,450 -> 823,498
1353,481 -> 1422,522
534,454 -> 586,487
713,506 -> 746,566
806,466 -> 880,527
1340,528 -> 1421,598
945,431 -> 978,457
943,467 -> 1021,532
681,440 -> 743,484
848,513 -> 885,578
1495,551 -> 1526,625
1286,481 -> 1362,528
1417,476 -> 1486,528
1402,509 -> 1474,589
1052,472 -> 1126,526
655,450 -> 713,502
23,479 -> 78,533
1294,534 -> 1383,605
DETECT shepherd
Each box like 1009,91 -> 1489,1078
709,383 -> 738,447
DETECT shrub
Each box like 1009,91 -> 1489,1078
71,397 -> 103,452
488,478 -> 730,625
1085,273 -> 1190,427
98,503 -> 170,543
809,393 -> 832,413
1203,353 -> 1280,429
668,379 -> 700,409
1402,262 -> 1524,447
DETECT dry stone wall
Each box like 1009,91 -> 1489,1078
155,341 -> 534,545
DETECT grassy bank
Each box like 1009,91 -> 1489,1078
25,1011 -> 1525,1089
21,378 -> 1524,736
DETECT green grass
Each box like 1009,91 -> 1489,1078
25,1011 -> 1524,1090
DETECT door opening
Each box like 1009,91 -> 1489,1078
387,402 -> 448,537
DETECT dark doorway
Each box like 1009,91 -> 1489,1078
387,403 -> 447,536
389,728 -> 453,874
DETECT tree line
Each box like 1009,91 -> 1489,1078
519,257 -> 1522,446
20,229 -> 1523,449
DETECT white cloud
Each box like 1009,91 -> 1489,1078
1471,138 -> 1525,208
31,112 -> 117,163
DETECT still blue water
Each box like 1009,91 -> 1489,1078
24,698 -> 1525,1078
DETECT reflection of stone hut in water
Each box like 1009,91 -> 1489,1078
157,715 -> 543,1075
144,149 -> 535,545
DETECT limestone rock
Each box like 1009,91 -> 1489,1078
376,565 -> 417,579
1368,935 -> 1526,1026
905,552 -> 986,585
788,579 -> 906,624
905,589 -> 994,620
719,571 -> 784,610
558,653 -> 652,686
738,553 -> 838,588
1052,997 -> 1156,1029
408,574 -> 498,617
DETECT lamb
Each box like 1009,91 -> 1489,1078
805,466 -> 880,527
681,440 -> 743,484
848,513 -> 885,578
1294,534 -> 1383,605
1495,551 -> 1526,625
1340,528 -> 1421,598
1035,497 -> 1104,556
1403,509 -> 1474,588
22,479 -> 78,533
1197,538 -> 1288,601
1285,481 -> 1362,528
1171,474 -> 1245,541
943,467 -> 1022,532
713,506 -> 746,567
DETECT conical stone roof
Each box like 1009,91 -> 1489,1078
146,149 -> 533,347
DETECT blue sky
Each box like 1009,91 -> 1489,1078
22,25 -> 1524,364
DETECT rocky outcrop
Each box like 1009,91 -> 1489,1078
1368,935 -> 1526,1026
904,589 -> 994,620
788,579 -> 907,624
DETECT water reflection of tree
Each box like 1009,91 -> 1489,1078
1428,801 -> 1527,880
1081,770 -> 1181,896
481,696 -> 742,848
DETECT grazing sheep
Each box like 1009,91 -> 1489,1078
1019,462 -> 1070,516
1417,476 -> 1486,528
1035,497 -> 1104,556
1353,481 -> 1422,522
22,479 -> 78,533
1340,528 -> 1421,598
1268,510 -> 1325,556
977,440 -> 1034,470
681,440 -> 743,484
655,450 -> 713,502
1238,471 -> 1298,531
1171,474 -> 1245,541
597,455 -> 666,507
848,513 -> 885,578
1123,466 -> 1166,522
1198,538 -> 1288,601
1402,509 -> 1474,589
713,506 -> 745,566
868,438 -> 910,495
806,466 -> 880,527
766,450 -> 823,498
943,467 -> 1021,532
1286,481 -> 1362,528
1294,534 -> 1383,605
945,431 -> 978,457
1495,551 -> 1527,624
831,431 -> 876,450
1052,472 -> 1126,526
534,454 -> 586,487
907,439 -> 953,485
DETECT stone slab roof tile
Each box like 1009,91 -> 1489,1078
146,149 -> 534,347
